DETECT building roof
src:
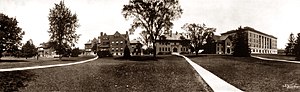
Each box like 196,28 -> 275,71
158,32 -> 191,41
130,39 -> 141,44
101,31 -> 129,41
216,35 -> 233,43
221,27 -> 277,39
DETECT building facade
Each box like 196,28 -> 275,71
98,31 -> 129,56
37,42 -> 56,57
84,38 -> 99,55
155,32 -> 191,55
216,27 -> 277,54
130,39 -> 142,55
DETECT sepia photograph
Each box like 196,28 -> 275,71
0,0 -> 300,91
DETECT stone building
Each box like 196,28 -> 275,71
155,32 -> 191,55
216,27 -> 277,54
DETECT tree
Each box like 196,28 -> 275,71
91,38 -> 98,54
0,13 -> 25,59
122,0 -> 183,58
123,44 -> 131,58
202,30 -> 216,54
48,1 -> 80,60
285,33 -> 295,55
71,48 -> 81,57
21,40 -> 37,59
181,23 -> 216,55
294,33 -> 300,60
232,26 -> 251,57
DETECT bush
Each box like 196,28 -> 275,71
123,45 -> 131,58
157,52 -> 171,55
180,52 -> 190,54
71,48 -> 81,57
97,50 -> 112,58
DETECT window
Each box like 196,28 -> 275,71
168,48 -> 170,51
159,47 -> 161,51
120,41 -> 123,43
112,41 -> 114,44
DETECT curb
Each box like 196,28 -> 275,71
0,56 -> 98,72
251,56 -> 300,64
172,53 -> 243,92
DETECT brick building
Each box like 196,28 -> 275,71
130,39 -> 142,55
98,31 -> 129,56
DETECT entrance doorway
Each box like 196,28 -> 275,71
173,48 -> 178,52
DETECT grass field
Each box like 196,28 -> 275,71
13,56 -> 209,92
0,56 -> 95,69
253,54 -> 296,61
189,55 -> 300,92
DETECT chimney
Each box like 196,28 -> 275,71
186,34 -> 189,39
100,32 -> 103,36
170,30 -> 172,37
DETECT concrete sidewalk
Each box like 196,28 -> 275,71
0,56 -> 98,72
251,55 -> 300,64
173,53 -> 243,92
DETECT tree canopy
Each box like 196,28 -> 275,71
122,0 -> 183,57
294,33 -> 300,60
21,39 -> 37,59
48,1 -> 80,59
285,33 -> 295,55
181,23 -> 216,55
0,13 -> 25,59
232,26 -> 251,57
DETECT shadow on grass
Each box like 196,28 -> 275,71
0,70 -> 36,92
114,56 -> 164,61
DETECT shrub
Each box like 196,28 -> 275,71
97,50 -> 112,58
157,52 -> 171,55
123,45 -> 131,58
180,52 -> 190,54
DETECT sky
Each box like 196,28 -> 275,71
1,0 -> 300,49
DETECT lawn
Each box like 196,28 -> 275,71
253,54 -> 296,61
189,55 -> 300,92
13,56 -> 209,92
0,56 -> 95,69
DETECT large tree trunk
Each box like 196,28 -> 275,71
153,42 -> 156,58
195,49 -> 199,56
59,54 -> 62,61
